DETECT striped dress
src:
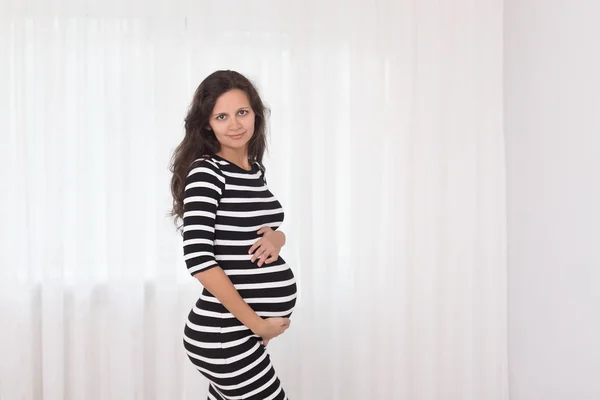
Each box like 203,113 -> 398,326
181,155 -> 297,400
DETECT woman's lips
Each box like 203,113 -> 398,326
229,132 -> 245,140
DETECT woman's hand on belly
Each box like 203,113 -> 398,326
249,227 -> 286,267
253,317 -> 291,343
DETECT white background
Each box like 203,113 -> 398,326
1,1 -> 507,397
4,0 -> 599,398
505,1 -> 600,399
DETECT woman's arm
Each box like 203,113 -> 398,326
182,160 -> 288,338
194,267 -> 265,333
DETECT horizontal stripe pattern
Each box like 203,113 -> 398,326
182,156 -> 296,400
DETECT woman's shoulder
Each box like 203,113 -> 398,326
254,160 -> 266,174
190,155 -> 223,170
186,156 -> 226,181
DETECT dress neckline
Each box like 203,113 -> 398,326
211,154 -> 256,173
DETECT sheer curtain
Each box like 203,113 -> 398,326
0,0 -> 507,399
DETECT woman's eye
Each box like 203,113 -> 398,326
239,109 -> 248,116
216,115 -> 226,120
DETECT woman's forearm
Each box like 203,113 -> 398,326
195,266 -> 264,333
275,230 -> 286,247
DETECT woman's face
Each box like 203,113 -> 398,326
208,89 -> 255,153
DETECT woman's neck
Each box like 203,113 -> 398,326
216,148 -> 251,171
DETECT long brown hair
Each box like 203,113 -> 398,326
169,70 -> 269,228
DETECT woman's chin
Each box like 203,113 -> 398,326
224,137 -> 252,150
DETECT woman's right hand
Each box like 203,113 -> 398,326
253,317 -> 291,343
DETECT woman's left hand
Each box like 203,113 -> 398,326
249,227 -> 285,267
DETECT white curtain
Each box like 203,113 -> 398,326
0,0 -> 508,399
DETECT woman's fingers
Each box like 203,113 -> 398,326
251,245 -> 268,263
263,254 -> 277,265
257,249 -> 273,267
255,245 -> 276,266
253,246 -> 269,264
248,239 -> 263,256
257,226 -> 273,236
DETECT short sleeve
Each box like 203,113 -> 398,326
182,159 -> 226,276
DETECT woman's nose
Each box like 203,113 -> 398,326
230,117 -> 242,129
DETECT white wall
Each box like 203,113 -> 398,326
505,1 -> 600,399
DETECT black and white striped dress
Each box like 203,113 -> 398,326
182,155 -> 297,400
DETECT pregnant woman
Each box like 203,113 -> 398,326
169,70 -> 297,400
